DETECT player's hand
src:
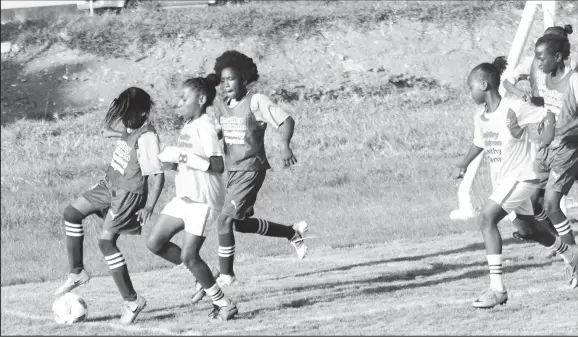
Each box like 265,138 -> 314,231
158,146 -> 181,163
280,145 -> 297,167
448,164 -> 467,180
100,127 -> 122,138
136,206 -> 153,225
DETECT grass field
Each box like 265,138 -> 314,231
2,229 -> 578,335
1,0 -> 578,334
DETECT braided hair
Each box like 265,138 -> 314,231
104,87 -> 153,129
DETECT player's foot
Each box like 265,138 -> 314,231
208,303 -> 238,321
191,282 -> 206,304
55,269 -> 90,296
472,289 -> 508,309
216,274 -> 237,287
290,221 -> 309,259
544,249 -> 557,259
119,294 -> 147,325
565,246 -> 578,288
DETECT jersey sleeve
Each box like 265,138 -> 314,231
137,132 -> 163,176
473,114 -> 484,149
508,99 -> 546,127
569,72 -> 578,115
198,120 -> 223,158
250,93 -> 289,129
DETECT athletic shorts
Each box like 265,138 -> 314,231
221,171 -> 266,220
161,197 -> 219,237
82,180 -> 146,235
489,180 -> 538,216
535,142 -> 578,195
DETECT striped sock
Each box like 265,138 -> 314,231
553,220 -> 572,236
487,254 -> 505,291
256,219 -> 270,235
65,221 -> 84,274
548,237 -> 572,264
205,283 -> 230,307
105,252 -> 137,301
218,243 -> 235,276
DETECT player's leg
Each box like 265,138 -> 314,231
543,144 -> 578,246
472,198 -> 508,309
101,190 -> 147,324
473,180 -> 539,309
146,198 -> 186,265
231,171 -> 309,258
55,181 -> 110,296
182,203 -> 237,320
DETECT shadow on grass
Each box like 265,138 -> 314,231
1,55 -> 94,126
241,260 -> 557,318
85,303 -> 189,323
272,237 -> 528,281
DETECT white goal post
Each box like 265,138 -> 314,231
450,0 -> 569,221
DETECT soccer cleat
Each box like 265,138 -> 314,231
119,294 -> 147,325
290,221 -> 309,259
544,249 -> 557,259
565,246 -> 578,288
191,282 -> 206,304
472,289 -> 508,309
208,303 -> 238,322
55,269 -> 91,296
216,274 -> 237,287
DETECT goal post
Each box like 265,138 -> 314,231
449,0 -> 570,221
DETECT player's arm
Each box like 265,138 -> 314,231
136,132 -> 165,224
252,93 -> 297,167
502,80 -> 531,102
100,123 -> 123,138
537,111 -> 556,150
450,145 -> 484,179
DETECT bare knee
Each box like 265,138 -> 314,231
217,215 -> 234,235
146,235 -> 165,255
477,211 -> 496,231
543,197 -> 562,216
62,205 -> 85,223
181,248 -> 201,266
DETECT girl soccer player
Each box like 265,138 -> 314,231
211,50 -> 308,286
55,87 -> 165,324
451,57 -> 578,308
529,33 -> 578,251
502,25 -> 576,103
146,75 -> 237,321
503,25 -> 577,255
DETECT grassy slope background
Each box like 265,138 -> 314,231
1,0 -> 578,286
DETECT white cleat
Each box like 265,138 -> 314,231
55,269 -> 90,296
216,274 -> 237,288
290,221 -> 309,259
565,246 -> 578,289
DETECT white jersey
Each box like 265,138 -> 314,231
174,114 -> 225,210
473,97 -> 546,185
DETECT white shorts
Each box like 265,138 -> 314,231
489,180 -> 537,216
160,197 -> 219,237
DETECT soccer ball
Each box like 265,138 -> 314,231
52,292 -> 88,324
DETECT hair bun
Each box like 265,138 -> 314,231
564,24 -> 573,35
205,73 -> 220,87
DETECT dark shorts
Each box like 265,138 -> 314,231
221,171 -> 266,220
535,142 -> 578,195
82,180 -> 146,235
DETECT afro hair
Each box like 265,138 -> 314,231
213,50 -> 259,84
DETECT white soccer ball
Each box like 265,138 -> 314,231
52,292 -> 88,324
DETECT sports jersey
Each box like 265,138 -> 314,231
535,67 -> 578,147
106,122 -> 162,194
213,92 -> 289,171
473,97 -> 546,184
174,113 -> 225,210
